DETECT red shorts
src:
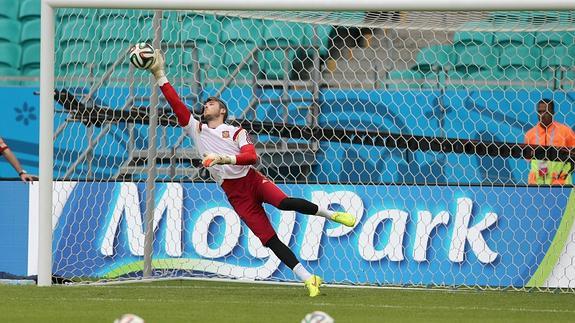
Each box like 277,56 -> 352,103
221,168 -> 288,245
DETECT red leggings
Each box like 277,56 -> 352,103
221,168 -> 287,245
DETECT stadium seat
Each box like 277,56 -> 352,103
493,32 -> 535,46
535,31 -> 574,47
20,19 -> 40,47
181,14 -> 220,43
453,44 -> 498,75
259,21 -> 306,79
57,8 -> 90,19
413,45 -> 455,73
99,42 -> 131,69
0,43 -> 21,69
222,41 -> 258,80
263,21 -> 305,45
453,22 -> 494,45
539,45 -> 573,69
0,0 -> 20,19
60,17 -> 97,45
499,68 -> 553,90
499,45 -> 539,70
302,24 -> 333,57
0,66 -> 20,86
559,70 -> 575,90
0,19 -> 21,43
21,43 -> 40,70
182,43 -> 224,82
99,18 -> 138,43
19,0 -> 40,21
21,67 -> 40,85
220,19 -> 263,43
60,44 -> 92,68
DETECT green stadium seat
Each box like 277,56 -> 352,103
162,16 -> 181,45
263,21 -> 305,45
182,43 -> 222,67
302,24 -> 333,57
21,67 -> 39,76
99,42 -> 131,69
454,44 -> 498,75
105,66 -> 134,86
21,43 -> 40,70
19,0 -> 40,21
0,0 -> 20,19
500,67 -> 553,89
60,44 -> 93,68
453,22 -> 494,45
220,19 -> 263,43
60,18 -> 97,45
493,32 -> 535,46
499,45 -> 539,70
259,22 -> 306,80
539,45 -> 573,69
57,8 -> 91,19
99,18 -> 138,43
535,31 -> 574,46
20,19 -> 40,47
560,71 -> 575,90
181,15 -> 220,43
0,66 -> 20,86
21,67 -> 39,86
413,45 -> 455,73
0,66 -> 19,76
0,19 -> 21,43
0,43 -> 21,68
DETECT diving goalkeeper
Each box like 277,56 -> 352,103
146,50 -> 355,297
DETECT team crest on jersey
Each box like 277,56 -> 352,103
222,131 -> 230,138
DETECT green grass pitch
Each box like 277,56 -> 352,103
1,280 -> 575,322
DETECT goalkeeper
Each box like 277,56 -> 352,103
146,50 -> 355,297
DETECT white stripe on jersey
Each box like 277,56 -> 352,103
182,118 -> 252,184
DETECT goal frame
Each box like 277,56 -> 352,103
39,0 -> 575,286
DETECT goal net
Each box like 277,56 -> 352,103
41,6 -> 575,290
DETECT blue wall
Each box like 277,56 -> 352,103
1,87 -> 573,184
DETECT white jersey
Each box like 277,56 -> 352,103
183,117 -> 253,184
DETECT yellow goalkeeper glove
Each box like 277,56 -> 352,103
148,49 -> 165,80
202,153 -> 236,167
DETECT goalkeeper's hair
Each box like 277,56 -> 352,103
204,96 -> 229,121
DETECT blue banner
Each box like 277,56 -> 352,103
49,182 -> 572,287
0,182 -> 30,276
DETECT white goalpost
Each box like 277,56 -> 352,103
39,0 -> 575,289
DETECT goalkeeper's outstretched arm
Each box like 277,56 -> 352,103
148,50 -> 196,128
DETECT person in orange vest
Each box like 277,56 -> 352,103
525,99 -> 575,185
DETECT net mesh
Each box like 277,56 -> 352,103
50,8 -> 575,290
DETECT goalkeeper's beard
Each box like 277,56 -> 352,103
202,113 -> 216,123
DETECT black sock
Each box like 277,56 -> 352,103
277,197 -> 318,215
264,235 -> 299,269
